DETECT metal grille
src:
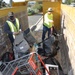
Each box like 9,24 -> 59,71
2,52 -> 51,75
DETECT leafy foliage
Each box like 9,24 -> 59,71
27,1 -> 43,16
32,2 -> 43,12
64,0 -> 75,4
0,0 -> 7,8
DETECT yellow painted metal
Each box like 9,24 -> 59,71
0,1 -> 28,17
25,0 -> 43,1
0,6 -> 27,17
43,1 -> 61,30
25,0 -> 61,2
11,1 -> 61,30
43,0 -> 61,2
12,1 -> 28,7
0,0 -> 61,30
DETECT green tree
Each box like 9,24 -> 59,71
0,0 -> 3,8
32,2 -> 43,12
38,1 -> 42,4
72,0 -> 75,2
65,0 -> 75,4
0,0 -> 8,8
